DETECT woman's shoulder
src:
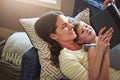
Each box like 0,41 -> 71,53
59,48 -> 86,59
60,48 -> 83,54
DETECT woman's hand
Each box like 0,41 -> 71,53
97,27 -> 113,80
88,27 -> 113,80
103,0 -> 115,8
98,27 -> 114,47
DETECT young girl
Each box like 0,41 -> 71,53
73,21 -> 120,71
73,21 -> 114,79
74,21 -> 114,51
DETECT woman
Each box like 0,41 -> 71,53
35,12 -> 120,80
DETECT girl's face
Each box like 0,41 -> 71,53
50,15 -> 77,43
76,21 -> 96,44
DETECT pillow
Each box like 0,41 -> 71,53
19,18 -> 64,80
67,8 -> 90,24
1,32 -> 33,66
19,8 -> 90,80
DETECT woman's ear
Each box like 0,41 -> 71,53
50,33 -> 57,40
77,39 -> 83,44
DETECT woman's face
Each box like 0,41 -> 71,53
51,15 -> 77,42
76,21 -> 96,44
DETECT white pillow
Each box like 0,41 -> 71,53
1,32 -> 33,66
19,8 -> 90,80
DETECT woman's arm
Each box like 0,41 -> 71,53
88,44 -> 105,80
98,27 -> 113,80
98,47 -> 110,80
88,27 -> 113,80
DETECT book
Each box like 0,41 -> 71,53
90,4 -> 120,49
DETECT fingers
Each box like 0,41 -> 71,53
106,29 -> 114,41
104,0 -> 115,4
98,27 -> 106,36
104,27 -> 113,35
104,37 -> 110,45
98,27 -> 114,40
104,27 -> 114,38
98,35 -> 110,46
98,35 -> 108,42
103,0 -> 115,8
98,27 -> 114,47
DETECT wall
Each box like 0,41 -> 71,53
0,0 -> 74,38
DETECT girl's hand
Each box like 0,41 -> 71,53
103,0 -> 115,8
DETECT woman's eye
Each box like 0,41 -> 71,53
62,24 -> 67,29
85,25 -> 88,28
63,26 -> 66,28
81,30 -> 84,34
79,30 -> 84,34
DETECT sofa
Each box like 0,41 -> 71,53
0,0 -> 120,80
0,32 -> 33,80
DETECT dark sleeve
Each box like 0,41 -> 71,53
19,47 -> 41,80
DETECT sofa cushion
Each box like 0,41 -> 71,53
0,60 -> 20,80
19,47 -> 40,80
73,0 -> 102,17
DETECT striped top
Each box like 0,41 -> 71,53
59,48 -> 120,80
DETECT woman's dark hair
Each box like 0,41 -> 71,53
73,22 -> 79,42
35,11 -> 63,68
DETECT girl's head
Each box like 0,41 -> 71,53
74,21 -> 96,44
35,11 -> 76,67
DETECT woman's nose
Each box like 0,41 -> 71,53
85,28 -> 90,32
68,23 -> 74,29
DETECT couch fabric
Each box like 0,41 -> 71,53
1,32 -> 33,66
73,0 -> 103,17
19,47 -> 40,80
0,40 -> 20,80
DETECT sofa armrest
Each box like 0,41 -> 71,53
0,40 -> 6,58
19,47 -> 41,80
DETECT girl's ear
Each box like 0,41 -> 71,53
50,33 -> 57,40
77,39 -> 84,44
